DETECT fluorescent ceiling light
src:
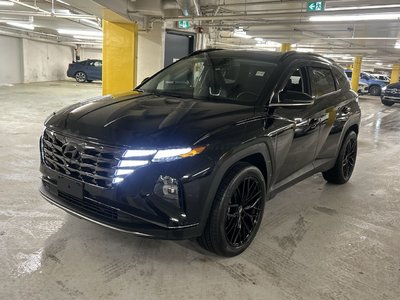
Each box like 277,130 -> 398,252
310,13 -> 400,22
254,37 -> 264,42
58,29 -> 102,36
295,48 -> 314,53
56,0 -> 70,5
80,19 -> 100,27
73,35 -> 102,40
326,4 -> 400,11
0,1 -> 13,6
6,22 -> 35,30
233,28 -> 252,39
376,62 -> 383,65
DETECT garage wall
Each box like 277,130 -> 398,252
22,39 -> 74,83
137,22 -> 165,83
0,35 -> 23,85
80,48 -> 102,60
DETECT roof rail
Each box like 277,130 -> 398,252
189,48 -> 223,56
279,51 -> 336,64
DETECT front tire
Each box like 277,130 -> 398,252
198,163 -> 266,257
322,131 -> 357,184
369,85 -> 381,96
381,100 -> 394,106
75,72 -> 87,83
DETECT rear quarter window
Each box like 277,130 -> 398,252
332,67 -> 349,90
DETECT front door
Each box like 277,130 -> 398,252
272,67 -> 322,184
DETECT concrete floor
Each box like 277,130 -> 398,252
1,81 -> 399,300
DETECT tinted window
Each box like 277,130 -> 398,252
309,67 -> 336,97
282,68 -> 307,93
332,67 -> 349,90
140,52 -> 276,106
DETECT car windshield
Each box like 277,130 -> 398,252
138,52 -> 276,106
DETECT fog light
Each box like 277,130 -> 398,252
154,175 -> 180,201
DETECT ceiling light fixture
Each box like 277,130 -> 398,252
80,19 -> 100,27
310,13 -> 400,22
6,22 -> 35,30
58,29 -> 102,36
325,4 -> 400,11
0,1 -> 13,6
73,35 -> 102,40
56,0 -> 70,6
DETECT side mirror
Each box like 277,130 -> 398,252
269,91 -> 314,107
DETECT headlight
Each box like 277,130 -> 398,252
382,86 -> 387,91
112,146 -> 206,184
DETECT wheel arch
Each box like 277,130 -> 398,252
197,143 -> 273,234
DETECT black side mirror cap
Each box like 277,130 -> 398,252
269,91 -> 314,107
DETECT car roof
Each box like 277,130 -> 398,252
190,49 -> 336,65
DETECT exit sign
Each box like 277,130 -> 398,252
178,20 -> 190,29
307,1 -> 325,12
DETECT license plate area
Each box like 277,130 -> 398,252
57,174 -> 83,199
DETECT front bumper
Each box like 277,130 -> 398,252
381,95 -> 400,103
40,155 -> 215,239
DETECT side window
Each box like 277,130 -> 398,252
282,68 -> 307,94
361,73 -> 369,80
309,67 -> 336,97
332,67 -> 349,90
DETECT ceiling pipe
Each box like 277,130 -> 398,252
163,7 -> 400,21
0,9 -> 97,19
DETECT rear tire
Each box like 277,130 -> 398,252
75,72 -> 87,83
381,100 -> 394,106
322,131 -> 357,184
198,162 -> 266,257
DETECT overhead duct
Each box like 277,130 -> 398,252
176,0 -> 200,16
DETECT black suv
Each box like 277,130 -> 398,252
40,50 -> 361,256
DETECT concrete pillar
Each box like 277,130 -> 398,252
390,63 -> 400,84
280,43 -> 291,52
102,20 -> 138,96
351,56 -> 362,92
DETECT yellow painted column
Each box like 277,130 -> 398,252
102,21 -> 138,96
390,63 -> 400,84
351,56 -> 362,92
280,43 -> 291,52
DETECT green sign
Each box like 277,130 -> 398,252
307,1 -> 325,12
178,20 -> 190,29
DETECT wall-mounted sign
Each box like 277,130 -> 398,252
178,20 -> 190,29
307,1 -> 325,12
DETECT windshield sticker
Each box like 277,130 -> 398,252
255,71 -> 265,77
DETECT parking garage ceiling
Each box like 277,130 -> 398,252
0,0 -> 399,69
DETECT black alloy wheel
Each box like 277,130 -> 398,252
198,162 -> 266,256
342,137 -> 357,181
75,72 -> 87,83
225,177 -> 263,247
323,131 -> 357,184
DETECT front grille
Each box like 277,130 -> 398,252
42,129 -> 124,188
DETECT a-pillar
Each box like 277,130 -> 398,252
102,20 -> 138,96
351,56 -> 362,92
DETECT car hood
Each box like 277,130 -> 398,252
385,82 -> 400,89
45,92 -> 255,148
